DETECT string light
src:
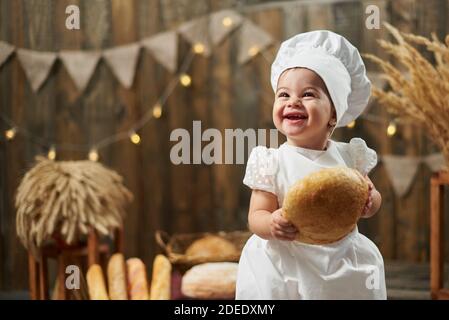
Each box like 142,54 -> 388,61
179,73 -> 192,87
222,17 -> 233,27
248,46 -> 260,57
88,149 -> 99,162
47,146 -> 56,160
0,7 -> 225,164
0,13 -> 236,155
193,43 -> 205,54
3,12 -> 341,163
387,121 -> 397,137
347,120 -> 356,129
5,127 -> 17,140
130,131 -> 141,145
152,103 -> 162,119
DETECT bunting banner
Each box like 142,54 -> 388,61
17,49 -> 57,92
381,155 -> 422,197
237,19 -> 273,64
141,31 -> 178,73
103,43 -> 141,89
2,10 -> 278,90
59,50 -> 101,92
0,41 -> 15,67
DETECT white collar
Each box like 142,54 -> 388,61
282,140 -> 332,160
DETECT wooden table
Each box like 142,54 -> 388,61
430,170 -> 449,299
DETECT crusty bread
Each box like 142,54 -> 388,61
86,264 -> 109,300
126,258 -> 149,300
283,167 -> 369,244
181,262 -> 238,299
149,254 -> 171,300
185,235 -> 238,258
107,253 -> 128,300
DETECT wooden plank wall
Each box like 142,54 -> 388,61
1,0 -> 449,291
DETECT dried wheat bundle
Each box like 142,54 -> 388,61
15,156 -> 134,252
364,22 -> 449,169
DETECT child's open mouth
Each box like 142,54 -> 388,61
283,112 -> 308,124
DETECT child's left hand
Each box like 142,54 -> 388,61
361,175 -> 374,218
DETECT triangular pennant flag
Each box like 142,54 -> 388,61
59,50 -> 101,92
103,43 -> 141,89
238,19 -> 273,65
0,41 -> 15,67
424,153 -> 446,172
178,16 -> 212,57
17,49 -> 57,92
209,9 -> 243,45
141,31 -> 178,73
381,155 -> 421,197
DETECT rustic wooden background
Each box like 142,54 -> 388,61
1,0 -> 449,291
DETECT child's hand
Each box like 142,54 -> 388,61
270,208 -> 298,241
361,175 -> 374,218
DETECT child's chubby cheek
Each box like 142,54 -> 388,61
272,104 -> 285,134
273,103 -> 310,136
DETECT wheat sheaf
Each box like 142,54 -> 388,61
15,156 -> 133,253
364,22 -> 449,170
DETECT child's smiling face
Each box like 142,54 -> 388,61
273,68 -> 336,150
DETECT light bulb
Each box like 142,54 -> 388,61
222,17 -> 233,27
179,74 -> 192,87
130,132 -> 141,145
248,46 -> 259,57
152,104 -> 162,119
47,146 -> 56,160
5,127 -> 17,140
347,120 -> 356,129
88,149 -> 99,162
193,43 -> 205,54
387,122 -> 397,137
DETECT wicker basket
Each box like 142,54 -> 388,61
155,230 -> 251,272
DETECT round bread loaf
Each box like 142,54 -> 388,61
181,262 -> 238,299
185,235 -> 238,258
283,167 -> 369,244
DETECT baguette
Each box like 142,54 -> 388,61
126,258 -> 149,300
86,264 -> 109,300
107,253 -> 128,300
149,254 -> 171,300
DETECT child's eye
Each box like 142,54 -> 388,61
303,91 -> 315,97
278,92 -> 289,98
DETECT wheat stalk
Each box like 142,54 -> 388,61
364,22 -> 449,170
15,156 -> 134,254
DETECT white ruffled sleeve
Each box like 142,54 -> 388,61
243,146 -> 278,195
348,138 -> 378,175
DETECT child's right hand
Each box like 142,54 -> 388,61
270,208 -> 298,241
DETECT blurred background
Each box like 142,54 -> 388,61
1,0 -> 449,299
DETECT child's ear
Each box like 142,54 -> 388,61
328,107 -> 337,127
331,106 -> 337,120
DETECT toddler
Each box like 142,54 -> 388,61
236,30 -> 387,300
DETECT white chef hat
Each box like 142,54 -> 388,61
271,30 -> 371,128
